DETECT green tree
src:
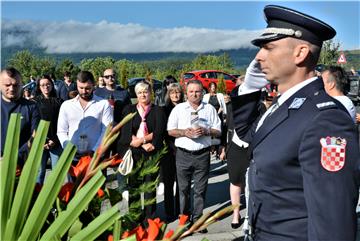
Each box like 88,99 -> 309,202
56,58 -> 80,80
181,53 -> 236,75
217,74 -> 226,94
31,56 -> 56,78
79,57 -> 115,81
115,59 -> 131,88
318,40 -> 341,66
7,50 -> 35,83
219,52 -> 234,72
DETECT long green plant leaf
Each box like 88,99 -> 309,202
67,219 -> 83,239
0,113 -> 21,239
121,234 -> 137,241
70,205 -> 120,241
40,170 -> 105,240
113,219 -> 121,241
3,120 -> 49,241
18,143 -> 76,240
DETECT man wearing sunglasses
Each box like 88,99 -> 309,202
94,68 -> 131,123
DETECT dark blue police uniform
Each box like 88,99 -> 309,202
233,79 -> 359,240
232,5 -> 360,241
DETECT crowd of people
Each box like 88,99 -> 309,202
1,4 -> 360,240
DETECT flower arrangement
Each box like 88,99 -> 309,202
1,113 -> 236,241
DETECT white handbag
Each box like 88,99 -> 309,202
118,149 -> 134,176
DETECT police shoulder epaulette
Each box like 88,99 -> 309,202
316,101 -> 337,110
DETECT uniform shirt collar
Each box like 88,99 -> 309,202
277,76 -> 317,106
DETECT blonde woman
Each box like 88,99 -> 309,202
116,81 -> 167,222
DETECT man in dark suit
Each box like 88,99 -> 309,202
232,5 -> 360,241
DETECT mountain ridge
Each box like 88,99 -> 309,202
1,46 -> 258,68
2,46 -> 359,69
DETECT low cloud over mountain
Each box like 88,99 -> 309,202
2,19 -> 260,53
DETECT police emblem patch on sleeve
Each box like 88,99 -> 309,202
320,136 -> 346,172
289,98 -> 306,109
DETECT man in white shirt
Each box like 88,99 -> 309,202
57,70 -> 113,159
167,80 -> 221,231
322,66 -> 356,122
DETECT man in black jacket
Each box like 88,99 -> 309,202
1,67 -> 40,164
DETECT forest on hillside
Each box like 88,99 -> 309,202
3,40 -> 359,86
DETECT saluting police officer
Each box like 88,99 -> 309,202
232,5 -> 360,241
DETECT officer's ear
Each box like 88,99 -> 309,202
293,43 -> 311,65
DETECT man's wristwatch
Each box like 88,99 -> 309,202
143,138 -> 146,144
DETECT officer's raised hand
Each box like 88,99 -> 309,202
240,59 -> 268,92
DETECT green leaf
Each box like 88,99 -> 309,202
101,123 -> 113,145
40,171 -> 105,240
68,218 -> 83,238
158,223 -> 167,240
0,113 -> 21,239
70,205 -> 120,241
120,234 -> 137,241
3,120 -> 49,241
18,143 -> 77,240
113,219 -> 121,241
107,188 -> 122,206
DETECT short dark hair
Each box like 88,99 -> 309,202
1,67 -> 22,82
324,66 -> 349,94
64,71 -> 71,77
77,71 -> 95,84
163,75 -> 177,87
186,79 -> 203,89
50,73 -> 56,80
209,82 -> 217,89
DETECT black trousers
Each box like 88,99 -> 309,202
176,148 -> 210,221
160,151 -> 180,218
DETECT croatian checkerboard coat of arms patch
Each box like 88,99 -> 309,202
320,136 -> 346,172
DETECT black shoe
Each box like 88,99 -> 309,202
198,228 -> 208,234
231,222 -> 241,229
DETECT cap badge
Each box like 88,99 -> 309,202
320,136 -> 346,172
294,30 -> 302,38
289,98 -> 306,109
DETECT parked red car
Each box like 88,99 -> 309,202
180,70 -> 237,93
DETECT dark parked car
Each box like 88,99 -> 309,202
127,77 -> 162,98
347,75 -> 360,105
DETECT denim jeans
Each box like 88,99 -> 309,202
36,145 -> 63,184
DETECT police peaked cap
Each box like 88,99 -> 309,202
252,5 -> 336,47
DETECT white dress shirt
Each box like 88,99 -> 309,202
57,94 -> 113,152
333,95 -> 356,123
167,101 -> 221,151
